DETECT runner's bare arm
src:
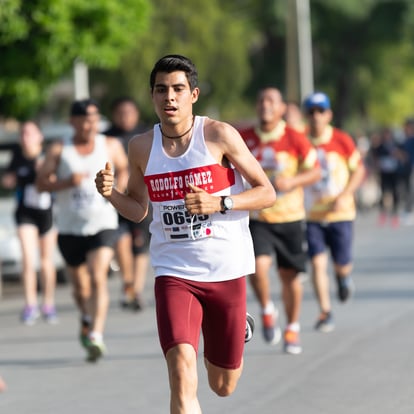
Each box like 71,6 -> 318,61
36,142 -> 85,192
201,119 -> 276,212
105,137 -> 129,192
95,133 -> 150,223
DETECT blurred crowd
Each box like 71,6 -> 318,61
354,118 -> 414,227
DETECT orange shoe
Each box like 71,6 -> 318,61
283,329 -> 302,355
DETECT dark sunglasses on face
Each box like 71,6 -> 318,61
307,107 -> 327,115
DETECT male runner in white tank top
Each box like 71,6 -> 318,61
37,99 -> 129,362
95,55 -> 276,413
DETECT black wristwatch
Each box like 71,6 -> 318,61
220,196 -> 234,214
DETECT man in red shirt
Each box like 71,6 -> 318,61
239,87 -> 321,354
303,92 -> 365,332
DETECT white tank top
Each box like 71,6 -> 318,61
55,134 -> 118,235
144,116 -> 254,282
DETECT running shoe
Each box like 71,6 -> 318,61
131,294 -> 145,312
391,215 -> 400,228
261,309 -> 282,345
120,283 -> 135,309
377,213 -> 387,227
79,317 -> 92,349
314,311 -> 335,333
41,305 -> 59,324
336,275 -> 355,302
245,312 -> 255,343
283,328 -> 302,355
87,336 -> 107,363
21,305 -> 40,326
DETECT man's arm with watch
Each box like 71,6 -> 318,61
184,118 -> 276,214
184,181 -> 276,216
220,195 -> 234,214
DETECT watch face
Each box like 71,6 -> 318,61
224,196 -> 233,210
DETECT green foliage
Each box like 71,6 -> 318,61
308,0 -> 413,130
240,0 -> 287,98
366,40 -> 414,126
3,0 -> 414,131
95,0 -> 255,122
0,0 -> 27,43
240,0 -> 414,131
0,0 -> 151,119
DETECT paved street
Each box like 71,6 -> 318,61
1,211 -> 413,413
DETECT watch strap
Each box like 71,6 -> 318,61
220,196 -> 227,214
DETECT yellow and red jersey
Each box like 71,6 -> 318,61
239,121 -> 318,223
305,125 -> 362,222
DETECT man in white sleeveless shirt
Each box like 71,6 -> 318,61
95,55 -> 276,413
36,99 -> 129,362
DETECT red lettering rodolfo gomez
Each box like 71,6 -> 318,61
95,161 -> 266,217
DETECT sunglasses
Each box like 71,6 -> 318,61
307,107 -> 327,115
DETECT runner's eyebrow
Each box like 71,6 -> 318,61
154,83 -> 187,89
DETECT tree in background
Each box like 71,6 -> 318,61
245,0 -> 414,130
309,0 -> 414,129
0,0 -> 151,120
243,0 -> 288,99
93,0 -> 256,123
3,0 -> 414,131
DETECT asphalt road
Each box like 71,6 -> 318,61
0,211 -> 413,413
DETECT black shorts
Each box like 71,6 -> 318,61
15,206 -> 53,236
116,214 -> 151,255
249,219 -> 307,272
58,229 -> 117,267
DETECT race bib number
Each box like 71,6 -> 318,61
23,184 -> 52,210
71,186 -> 99,211
160,202 -> 213,241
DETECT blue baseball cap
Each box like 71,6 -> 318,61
303,92 -> 331,111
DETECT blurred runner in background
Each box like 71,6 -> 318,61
2,121 -> 58,325
104,97 -> 151,310
36,99 -> 128,362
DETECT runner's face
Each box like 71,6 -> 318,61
256,89 -> 286,125
152,71 -> 199,126
20,122 -> 43,150
306,107 -> 332,134
71,105 -> 100,139
112,102 -> 139,132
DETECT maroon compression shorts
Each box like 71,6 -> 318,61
154,275 -> 246,370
